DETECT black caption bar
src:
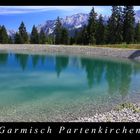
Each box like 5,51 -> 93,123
0,122 -> 140,137
0,0 -> 140,6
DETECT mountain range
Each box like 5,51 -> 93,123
36,13 -> 109,36
7,10 -> 140,37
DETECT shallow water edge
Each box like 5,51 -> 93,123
0,44 -> 140,60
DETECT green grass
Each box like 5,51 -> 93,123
115,102 -> 140,113
69,43 -> 140,49
93,44 -> 140,49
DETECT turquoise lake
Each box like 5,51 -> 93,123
0,51 -> 140,121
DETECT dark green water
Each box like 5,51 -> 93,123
0,51 -> 140,121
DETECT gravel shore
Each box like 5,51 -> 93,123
74,102 -> 140,122
0,44 -> 140,60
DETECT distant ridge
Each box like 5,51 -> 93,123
7,10 -> 140,37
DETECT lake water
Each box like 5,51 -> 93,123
0,51 -> 140,121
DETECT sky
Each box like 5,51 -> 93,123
0,6 -> 140,32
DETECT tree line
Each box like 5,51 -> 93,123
74,6 -> 140,45
0,22 -> 54,44
0,6 -> 140,45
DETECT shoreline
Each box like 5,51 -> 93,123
73,102 -> 140,122
0,44 -> 140,60
0,101 -> 140,122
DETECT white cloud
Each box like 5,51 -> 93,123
94,6 -> 112,16
0,6 -> 48,14
134,6 -> 140,11
0,6 -> 139,15
0,6 -> 92,15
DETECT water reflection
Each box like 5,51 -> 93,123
0,53 -> 8,65
15,54 -> 29,70
106,61 -> 132,98
31,55 -> 40,68
0,53 -> 140,98
81,58 -> 105,88
40,55 -> 46,65
55,56 -> 69,77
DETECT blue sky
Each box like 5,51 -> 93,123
0,6 -> 140,32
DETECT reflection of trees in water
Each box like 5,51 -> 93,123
106,62 -> 122,95
0,53 -> 8,65
31,55 -> 40,68
132,63 -> 140,75
15,54 -> 46,70
40,55 -> 46,65
119,64 -> 132,98
15,54 -> 29,70
81,58 -> 105,88
31,55 -> 46,68
69,57 -> 81,69
106,61 -> 132,98
80,58 -> 140,98
55,56 -> 69,77
10,53 -> 140,98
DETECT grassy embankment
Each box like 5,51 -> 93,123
68,44 -> 140,49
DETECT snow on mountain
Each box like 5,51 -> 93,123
37,20 -> 55,35
37,13 -> 89,35
36,13 -> 112,36
74,24 -> 82,29
7,29 -> 16,38
5,10 -> 140,38
61,13 -> 89,29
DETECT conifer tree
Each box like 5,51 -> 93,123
8,36 -> 13,44
39,29 -> 47,44
76,30 -> 83,44
69,37 -> 75,45
123,6 -> 135,44
81,25 -> 89,45
54,17 -> 62,44
0,25 -> 9,44
14,32 -> 22,44
107,6 -> 123,44
87,7 -> 97,45
61,27 -> 69,44
73,30 -> 78,44
134,22 -> 140,43
30,25 -> 39,44
18,22 -> 29,44
46,35 -> 54,44
116,6 -> 123,43
95,15 -> 105,45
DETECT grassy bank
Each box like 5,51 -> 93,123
82,44 -> 140,49
95,44 -> 140,49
